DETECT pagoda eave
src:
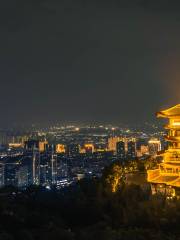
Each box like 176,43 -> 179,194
156,112 -> 180,119
165,136 -> 180,142
164,125 -> 180,130
148,174 -> 180,187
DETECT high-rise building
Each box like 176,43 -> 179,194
108,137 -> 122,152
116,141 -> 126,160
56,144 -> 66,154
4,162 -> 20,186
56,158 -> 68,179
39,153 -> 50,186
25,140 -> 39,151
84,144 -> 95,154
32,150 -> 40,185
0,131 -> 8,145
17,165 -> 29,187
67,144 -> 80,157
127,139 -> 136,159
0,164 -> 4,187
39,141 -> 48,152
51,146 -> 57,185
25,140 -> 48,152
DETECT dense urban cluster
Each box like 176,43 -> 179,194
0,124 -> 165,189
0,115 -> 178,240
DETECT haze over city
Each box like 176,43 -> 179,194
1,0 -> 180,127
1,1 -> 180,240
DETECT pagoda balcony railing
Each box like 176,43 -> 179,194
164,124 -> 180,130
165,136 -> 180,142
147,169 -> 160,181
168,147 -> 180,150
164,155 -> 180,160
160,172 -> 180,176
147,169 -> 180,182
164,158 -> 180,162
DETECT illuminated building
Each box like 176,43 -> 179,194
25,140 -> 39,151
148,138 -> 161,156
56,158 -> 68,179
0,164 -> 4,187
116,141 -> 126,160
32,150 -> 40,185
95,148 -> 106,152
108,137 -> 122,152
140,145 -> 149,155
39,154 -> 51,186
56,144 -> 66,154
25,140 -> 48,152
109,138 -> 136,159
76,173 -> 85,181
0,131 -> 8,145
9,143 -> 24,148
17,165 -> 29,187
39,141 -> 48,152
67,144 -> 80,157
127,139 -> 136,159
84,144 -> 95,154
79,148 -> 86,154
137,145 -> 149,157
147,104 -> 180,196
51,146 -> 57,184
4,162 -> 20,186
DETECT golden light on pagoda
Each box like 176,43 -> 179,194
147,104 -> 180,196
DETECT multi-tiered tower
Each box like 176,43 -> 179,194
147,104 -> 180,196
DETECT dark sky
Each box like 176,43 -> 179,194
0,0 -> 180,126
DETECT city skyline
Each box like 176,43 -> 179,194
1,1 -> 180,239
1,0 -> 180,126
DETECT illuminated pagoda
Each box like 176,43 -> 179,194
147,104 -> 180,196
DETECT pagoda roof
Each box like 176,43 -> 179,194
169,178 -> 180,187
156,104 -> 180,118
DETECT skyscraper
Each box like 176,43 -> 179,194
51,145 -> 57,185
127,140 -> 136,159
108,137 -> 122,152
4,162 -> 19,186
17,165 -> 29,187
32,149 -> 40,185
0,164 -> 4,187
116,141 -> 126,160
67,144 -> 80,157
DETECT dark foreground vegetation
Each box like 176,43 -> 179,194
0,163 -> 179,240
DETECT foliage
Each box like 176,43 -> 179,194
0,162 -> 179,239
102,162 -> 125,192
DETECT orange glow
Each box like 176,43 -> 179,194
147,104 -> 180,192
39,141 -> 48,152
84,144 -> 95,153
9,143 -> 23,148
56,144 -> 66,153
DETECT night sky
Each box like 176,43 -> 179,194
0,0 -> 180,126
